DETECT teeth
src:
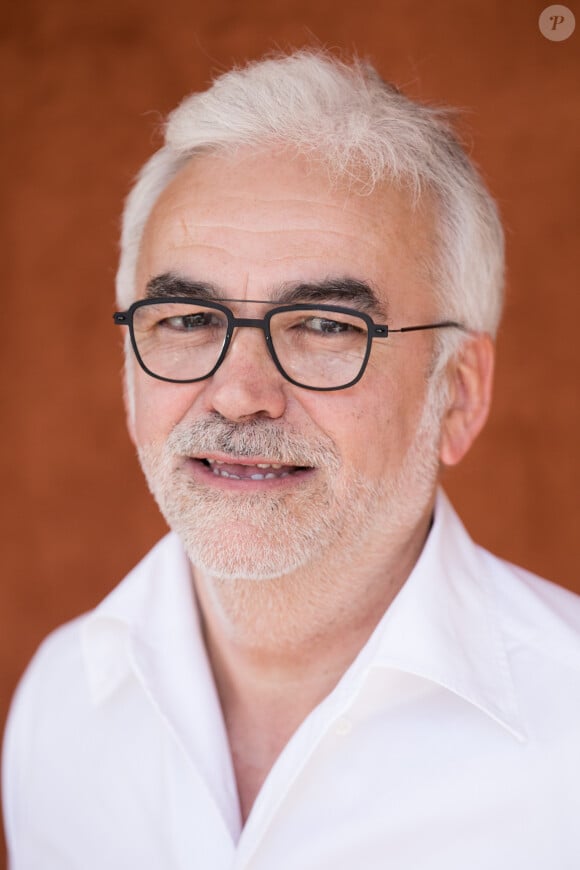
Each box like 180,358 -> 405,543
212,468 -> 241,479
210,467 -> 292,480
205,458 -> 285,469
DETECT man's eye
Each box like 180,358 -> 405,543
303,317 -> 359,334
159,312 -> 215,330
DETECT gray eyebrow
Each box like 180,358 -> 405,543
144,273 -> 388,318
145,274 -> 218,301
275,279 -> 387,317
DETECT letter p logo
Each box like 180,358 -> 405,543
539,5 -> 576,40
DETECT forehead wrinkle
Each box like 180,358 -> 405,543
150,188 -> 410,270
151,202 -> 386,258
169,221 -> 387,253
160,191 -> 393,240
165,188 -> 380,215
150,225 -> 387,275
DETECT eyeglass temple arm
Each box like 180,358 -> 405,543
383,320 -> 466,336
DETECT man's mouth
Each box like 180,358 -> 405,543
197,457 -> 311,481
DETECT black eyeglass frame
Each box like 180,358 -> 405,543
113,296 -> 465,392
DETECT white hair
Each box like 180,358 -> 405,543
116,50 -> 504,357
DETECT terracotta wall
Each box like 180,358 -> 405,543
1,0 -> 578,861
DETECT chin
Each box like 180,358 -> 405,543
180,537 -> 309,581
164,496 -> 336,581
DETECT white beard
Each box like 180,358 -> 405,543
137,378 -> 446,582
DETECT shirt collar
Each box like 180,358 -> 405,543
81,534 -> 198,704
82,536 -> 241,840
365,489 -> 526,741
81,489 -> 526,741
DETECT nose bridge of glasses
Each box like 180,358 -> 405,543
224,313 -> 276,371
214,309 -> 288,391
230,315 -> 270,336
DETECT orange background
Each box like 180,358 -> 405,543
1,0 -> 578,861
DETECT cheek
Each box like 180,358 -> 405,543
131,372 -> 203,445
314,368 -> 426,476
300,382 -> 394,472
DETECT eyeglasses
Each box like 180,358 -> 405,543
113,297 -> 465,392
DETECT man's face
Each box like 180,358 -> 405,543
128,150 -> 445,580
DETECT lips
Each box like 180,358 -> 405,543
198,457 -> 309,481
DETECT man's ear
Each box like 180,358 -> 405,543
439,332 -> 495,467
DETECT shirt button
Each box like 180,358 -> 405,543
335,717 -> 352,736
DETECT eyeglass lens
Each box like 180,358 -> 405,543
132,301 -> 370,389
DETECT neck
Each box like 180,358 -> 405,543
192,501 -> 433,820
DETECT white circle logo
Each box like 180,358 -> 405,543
539,5 -> 576,40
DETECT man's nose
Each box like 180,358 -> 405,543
201,326 -> 288,422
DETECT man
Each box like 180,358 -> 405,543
3,50 -> 580,869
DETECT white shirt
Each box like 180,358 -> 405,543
3,490 -> 580,869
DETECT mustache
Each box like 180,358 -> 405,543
164,414 -> 339,469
